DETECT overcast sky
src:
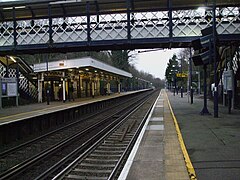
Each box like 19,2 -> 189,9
134,49 -> 180,80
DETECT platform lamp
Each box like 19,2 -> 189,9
189,48 -> 194,104
179,58 -> 183,98
169,72 -> 174,95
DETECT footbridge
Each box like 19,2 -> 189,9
0,0 -> 240,55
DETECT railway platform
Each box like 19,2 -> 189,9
1,88 -> 239,179
120,89 -> 240,180
0,91 -> 136,125
0,89 -> 152,147
119,90 -> 191,180
167,90 -> 240,180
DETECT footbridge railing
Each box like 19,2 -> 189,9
0,2 -> 240,54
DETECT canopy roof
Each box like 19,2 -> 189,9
1,0 -> 239,21
33,56 -> 133,78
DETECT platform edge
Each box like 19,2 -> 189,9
165,90 -> 197,180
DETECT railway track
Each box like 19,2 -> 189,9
0,90 -> 157,179
51,90 -> 158,180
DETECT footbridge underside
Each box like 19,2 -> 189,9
0,0 -> 240,54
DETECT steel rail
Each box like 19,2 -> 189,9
108,95 -> 156,179
0,91 -> 153,179
51,91 -> 155,180
0,92 -> 143,158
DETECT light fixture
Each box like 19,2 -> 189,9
196,7 -> 206,16
9,56 -> 16,63
85,68 -> 89,71
50,0 -> 82,5
3,6 -> 26,10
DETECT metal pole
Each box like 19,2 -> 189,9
118,81 -> 121,94
198,71 -> 201,94
6,56 -> 9,78
180,58 -> 183,98
63,71 -> 66,102
92,81 -> 95,98
38,74 -> 43,103
213,1 -> 218,118
16,62 -> 19,106
173,76 -> 175,96
0,79 -> 2,109
127,0 -> 131,41
200,65 -> 211,115
168,0 -> 173,39
13,7 -> 17,48
46,54 -> 50,105
48,4 -> 53,45
86,1 -> 91,44
189,48 -> 193,104
231,47 -> 235,109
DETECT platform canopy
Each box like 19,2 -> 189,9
33,56 -> 133,78
1,0 -> 239,21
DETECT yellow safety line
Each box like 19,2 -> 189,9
165,90 -> 197,180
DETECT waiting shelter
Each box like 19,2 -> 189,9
33,57 -> 132,103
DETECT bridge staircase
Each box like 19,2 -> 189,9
0,56 -> 38,105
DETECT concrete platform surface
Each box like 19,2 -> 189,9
119,90 -> 190,180
0,91 -> 134,125
168,90 -> 240,180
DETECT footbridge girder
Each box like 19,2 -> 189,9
0,0 -> 240,55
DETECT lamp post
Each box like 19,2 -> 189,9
176,58 -> 183,98
180,58 -> 183,98
170,71 -> 175,95
189,48 -> 193,104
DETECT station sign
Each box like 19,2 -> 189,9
1,78 -> 18,97
223,70 -> 233,93
176,73 -> 188,78
0,78 -> 18,108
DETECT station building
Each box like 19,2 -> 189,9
0,55 -> 152,107
33,57 -> 133,102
